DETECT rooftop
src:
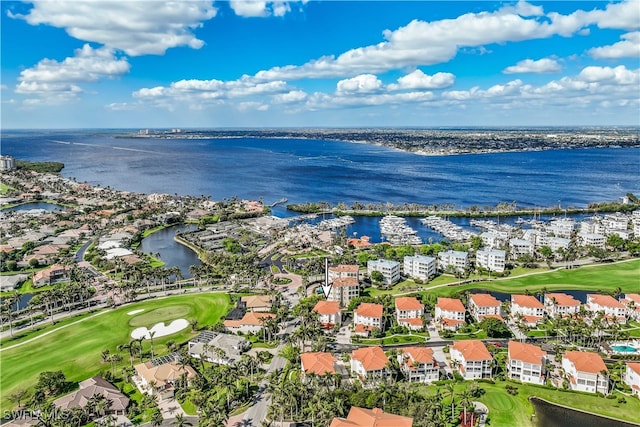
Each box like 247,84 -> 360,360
452,340 -> 492,361
395,297 -> 423,311
563,351 -> 607,374
351,346 -> 389,371
508,341 -> 547,365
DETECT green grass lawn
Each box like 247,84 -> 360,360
0,292 -> 231,412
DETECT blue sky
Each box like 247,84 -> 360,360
1,0 -> 639,128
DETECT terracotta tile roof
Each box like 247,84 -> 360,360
395,297 -> 423,311
314,300 -> 341,315
563,351 -> 608,374
508,341 -> 546,365
451,340 -> 492,361
522,315 -> 543,324
402,347 -> 435,364
624,294 -> 640,304
470,293 -> 501,307
355,303 -> 384,318
436,297 -> 465,312
301,352 -> 337,376
512,295 -> 544,309
333,277 -> 359,288
545,293 -> 580,307
223,312 -> 275,328
441,318 -> 465,327
626,362 -> 640,375
241,295 -> 273,309
587,294 -> 625,309
134,361 -> 196,388
329,407 -> 413,427
354,324 -> 374,333
398,318 -> 423,326
351,346 -> 389,371
330,264 -> 360,273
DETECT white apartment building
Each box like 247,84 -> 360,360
398,347 -> 439,383
602,213 -> 629,232
450,340 -> 493,380
480,231 -> 508,249
507,341 -> 547,385
546,219 -> 576,238
468,294 -> 502,322
313,300 -> 342,329
327,277 -> 360,308
350,346 -> 389,380
395,297 -> 424,331
585,294 -> 627,323
0,155 -> 16,171
438,250 -> 468,273
511,295 -> 545,326
435,297 -> 466,331
544,236 -> 571,253
621,294 -> 640,321
403,255 -> 436,281
632,210 -> 640,237
625,362 -> 640,397
367,259 -> 400,286
562,351 -> 609,394
522,229 -> 546,249
578,232 -> 606,249
508,238 -> 534,259
475,248 -> 506,272
353,303 -> 384,335
328,264 -> 360,281
544,293 -> 581,318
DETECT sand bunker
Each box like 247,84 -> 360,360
130,319 -> 189,339
127,309 -> 144,316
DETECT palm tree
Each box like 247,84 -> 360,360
172,414 -> 192,427
150,409 -> 164,427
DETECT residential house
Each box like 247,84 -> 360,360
133,355 -> 197,399
475,249 -> 506,273
240,295 -> 273,312
350,346 -> 389,380
620,294 -> 640,321
32,264 -> 71,287
403,255 -> 436,281
585,294 -> 627,323
53,376 -> 129,415
450,340 -> 493,380
187,331 -> 249,365
328,277 -> 360,308
367,259 -> 400,286
223,312 -> 276,334
544,293 -> 581,318
435,297 -> 466,331
507,341 -> 547,385
301,352 -> 338,378
438,250 -> 469,274
511,295 -> 545,326
398,347 -> 439,383
329,407 -> 412,427
468,294 -> 502,322
395,297 -> 424,331
562,351 -> 609,394
313,300 -> 342,329
624,362 -> 640,397
353,303 -> 384,336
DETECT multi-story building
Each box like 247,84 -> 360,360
544,293 -> 581,318
507,341 -> 547,385
620,294 -> 640,321
625,362 -> 640,397
480,231 -> 508,249
313,300 -> 342,329
398,347 -> 439,383
562,351 -> 609,394
475,249 -> 506,272
300,352 -> 338,378
508,238 -> 534,259
468,293 -> 502,322
450,340 -> 493,380
511,295 -> 545,326
435,297 -> 466,331
545,236 -> 571,253
437,250 -> 468,274
546,218 -> 576,238
0,155 -> 16,171
578,232 -> 606,249
350,346 -> 389,380
328,264 -> 360,281
395,297 -> 424,331
330,407 -> 413,427
327,277 -> 360,308
353,302 -> 384,335
403,255 -> 436,281
367,259 -> 400,286
585,294 -> 627,323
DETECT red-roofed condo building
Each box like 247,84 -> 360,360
329,407 -> 413,427
328,277 -> 361,308
562,351 -> 609,394
507,341 -> 547,385
544,293 -> 581,318
313,300 -> 342,329
398,347 -> 439,383
624,362 -> 640,397
300,352 -> 337,378
450,340 -> 493,380
395,297 -> 424,331
353,302 -> 384,336
435,297 -> 466,331
468,294 -> 502,322
511,295 -> 545,326
585,294 -> 627,323
350,346 -> 389,380
621,294 -> 640,321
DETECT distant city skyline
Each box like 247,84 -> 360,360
1,0 -> 639,129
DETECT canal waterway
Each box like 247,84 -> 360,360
2,202 -> 63,212
531,397 -> 639,427
138,223 -> 201,278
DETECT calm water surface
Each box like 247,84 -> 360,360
531,398 -> 638,427
138,224 -> 200,278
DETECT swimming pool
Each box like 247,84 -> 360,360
611,345 -> 638,353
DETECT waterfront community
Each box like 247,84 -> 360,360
1,162 -> 640,427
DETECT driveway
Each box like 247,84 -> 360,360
157,396 -> 187,419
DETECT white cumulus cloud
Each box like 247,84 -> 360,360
588,31 -> 640,58
389,70 -> 455,90
336,74 -> 383,94
230,1 -> 299,17
503,58 -> 562,74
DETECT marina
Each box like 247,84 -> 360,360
317,215 -> 355,230
421,215 -> 476,241
379,215 -> 422,245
